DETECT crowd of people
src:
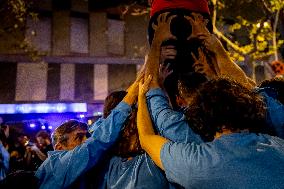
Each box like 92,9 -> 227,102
1,2 -> 284,189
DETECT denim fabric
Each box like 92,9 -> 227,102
36,102 -> 131,189
0,143 -> 9,181
161,133 -> 284,189
146,88 -> 202,144
105,153 -> 172,189
257,87 -> 284,139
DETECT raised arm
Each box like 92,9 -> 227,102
137,75 -> 168,170
90,72 -> 144,142
185,13 -> 255,89
145,12 -> 176,89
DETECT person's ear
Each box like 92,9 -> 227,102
54,143 -> 63,150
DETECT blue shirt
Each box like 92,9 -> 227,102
89,100 -> 177,189
257,87 -> 284,139
161,133 -> 284,189
0,143 -> 9,181
105,153 -> 172,189
35,102 -> 131,189
146,88 -> 202,144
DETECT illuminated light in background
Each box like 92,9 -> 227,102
48,126 -> 53,130
29,123 -> 36,128
0,103 -> 87,114
264,22 -> 269,28
35,104 -> 49,113
79,114 -> 85,118
56,103 -> 66,113
87,119 -> 93,125
19,104 -> 32,113
41,126 -> 46,129
93,112 -> 103,116
72,103 -> 87,112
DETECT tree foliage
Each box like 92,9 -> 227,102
210,0 -> 284,62
0,0 -> 45,61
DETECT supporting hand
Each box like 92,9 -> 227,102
192,48 -> 217,79
185,13 -> 210,41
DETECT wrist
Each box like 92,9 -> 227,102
123,95 -> 137,105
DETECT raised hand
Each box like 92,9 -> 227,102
158,63 -> 173,87
152,12 -> 177,44
192,48 -> 217,79
185,13 -> 210,41
198,33 -> 225,55
160,45 -> 177,64
139,75 -> 153,97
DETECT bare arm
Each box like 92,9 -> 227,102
185,13 -> 255,89
145,12 -> 176,89
137,75 -> 169,170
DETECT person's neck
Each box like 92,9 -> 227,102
214,128 -> 234,139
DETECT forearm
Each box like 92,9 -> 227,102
137,95 -> 168,169
145,40 -> 162,89
146,89 -> 203,143
215,51 -> 252,89
138,95 -> 156,137
91,102 -> 131,143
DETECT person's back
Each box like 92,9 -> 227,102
257,77 -> 284,139
106,154 -> 171,189
94,91 -> 172,189
162,132 -> 284,189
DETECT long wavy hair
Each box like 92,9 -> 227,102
103,91 -> 143,158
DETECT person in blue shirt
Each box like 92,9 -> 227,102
101,91 -> 169,189
0,124 -> 9,182
144,12 -> 257,145
36,79 -> 140,189
89,89 -> 172,189
257,77 -> 284,139
137,76 -> 284,189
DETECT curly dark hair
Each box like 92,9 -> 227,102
184,78 -> 268,141
103,91 -> 143,158
259,77 -> 284,105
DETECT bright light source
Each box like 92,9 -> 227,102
41,126 -> 46,129
93,112 -> 103,116
48,126 -> 53,130
0,103 -> 87,114
256,23 -> 261,28
29,123 -> 36,128
87,119 -> 92,125
79,114 -> 85,118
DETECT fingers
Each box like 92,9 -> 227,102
184,16 -> 194,25
191,52 -> 198,62
144,75 -> 152,88
152,22 -> 157,31
139,75 -> 152,95
160,63 -> 173,77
